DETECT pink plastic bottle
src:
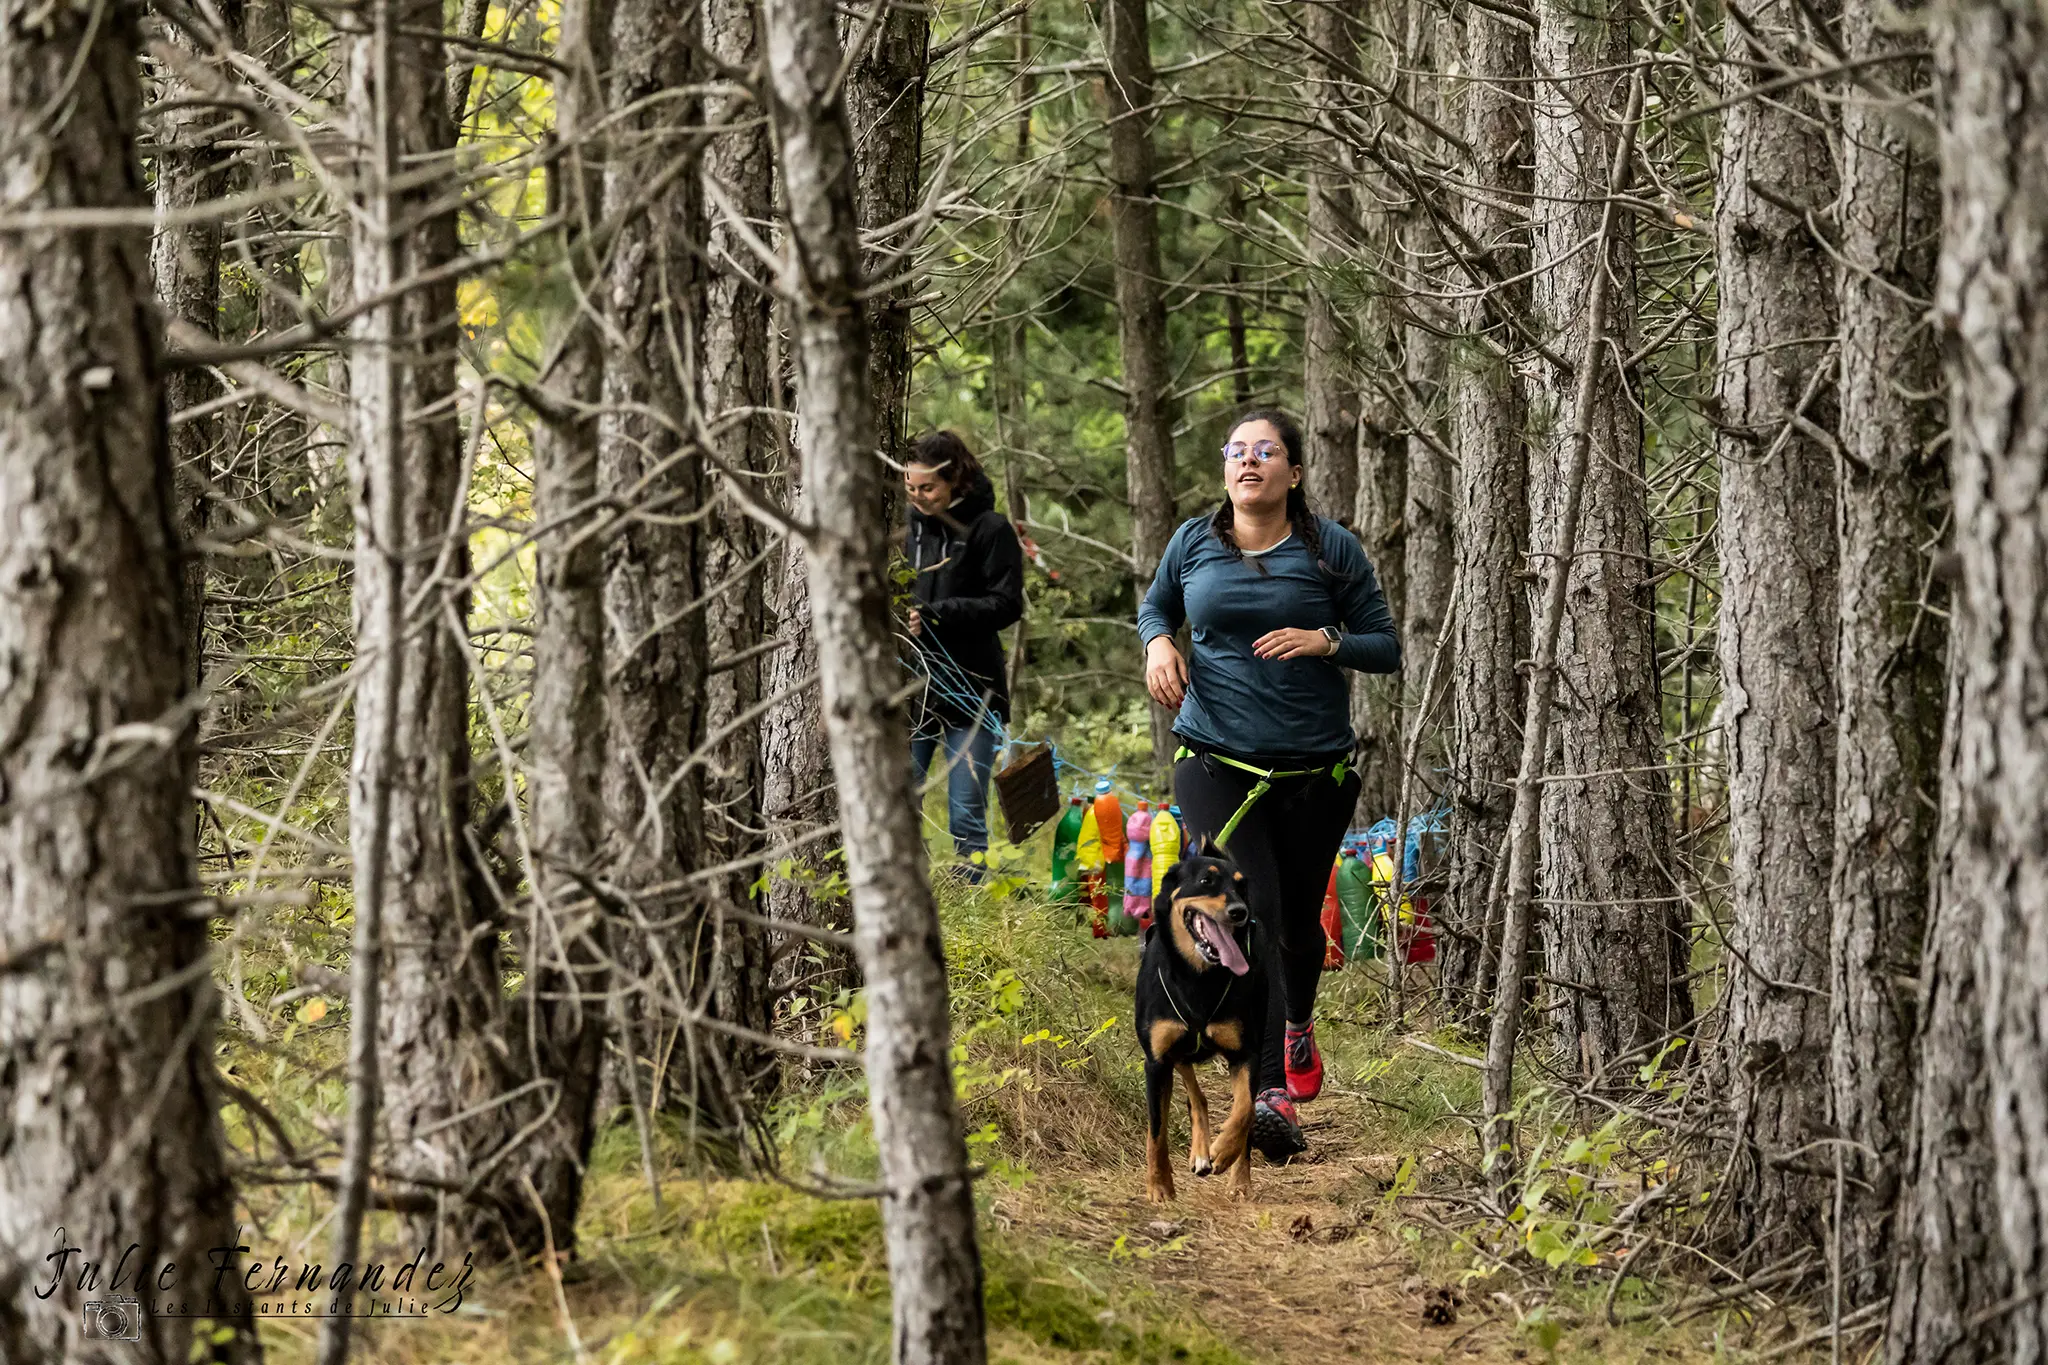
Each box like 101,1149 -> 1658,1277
1123,801 -> 1155,931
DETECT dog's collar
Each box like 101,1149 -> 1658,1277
1157,964 -> 1234,1032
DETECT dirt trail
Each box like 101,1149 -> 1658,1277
995,1081 -> 1719,1364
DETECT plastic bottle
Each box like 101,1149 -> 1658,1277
1320,856 -> 1346,969
1120,802 -> 1154,934
1088,869 -> 1110,938
1336,842 -> 1379,960
1405,897 -> 1439,965
1150,804 -> 1182,872
1076,804 -> 1102,871
1093,780 -> 1126,864
1049,795 -> 1086,907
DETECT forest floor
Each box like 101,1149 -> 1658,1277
240,812 -> 1831,1365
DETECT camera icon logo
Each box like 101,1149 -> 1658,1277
82,1295 -> 142,1342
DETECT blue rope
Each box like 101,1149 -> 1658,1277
901,624 -> 1008,746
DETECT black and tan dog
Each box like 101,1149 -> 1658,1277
1133,839 -> 1266,1202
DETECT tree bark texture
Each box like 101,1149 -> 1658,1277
699,0 -> 778,1100
1481,77 -> 1643,1163
1396,0 -> 1453,704
0,5 -> 254,1355
1828,0 -> 1946,1300
761,518 -> 852,991
499,0 -> 613,1256
1529,6 -> 1689,1080
1103,0 -> 1179,772
1936,0 -> 2048,1351
1886,648 -> 2006,1362
1344,11 -> 1406,826
1353,413 -> 1407,821
1712,0 -> 1842,1254
345,0 -> 502,1248
151,17 -> 236,689
1302,0 -> 1360,521
1445,1 -> 1532,1025
599,0 -> 722,1130
760,0 -> 989,1358
844,0 -> 927,507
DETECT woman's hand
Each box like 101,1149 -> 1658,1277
1145,636 -> 1188,707
908,607 -> 923,637
1254,627 -> 1337,661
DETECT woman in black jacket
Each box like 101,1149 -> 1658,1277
904,431 -> 1025,878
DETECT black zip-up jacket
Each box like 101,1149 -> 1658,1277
907,472 -> 1025,729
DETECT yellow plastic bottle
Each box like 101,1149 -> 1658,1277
1076,805 -> 1102,871
1150,804 -> 1182,868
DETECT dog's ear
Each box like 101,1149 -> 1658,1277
1154,858 -> 1182,910
1194,833 -> 1223,859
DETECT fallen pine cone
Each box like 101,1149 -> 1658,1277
1420,1285 -> 1462,1326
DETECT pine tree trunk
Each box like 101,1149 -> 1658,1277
700,0 -> 777,1099
845,0 -> 928,512
1886,650 -> 2006,1361
1302,0 -> 1358,519
498,0 -> 613,1257
599,0 -> 720,1129
1712,0 -> 1841,1252
1937,0 -> 2048,1349
1353,414 -> 1407,820
761,524 -> 850,990
345,0 -> 500,1242
1103,0 -> 1179,774
0,5 -> 255,1355
1397,0 -> 1453,701
1444,0 -> 1532,1024
243,0 -> 316,528
760,0 -> 989,1357
151,16 -> 236,688
1343,15 -> 1405,825
1402,441 -> 1454,697
1530,5 -> 1689,1080
1828,0 -> 1946,1299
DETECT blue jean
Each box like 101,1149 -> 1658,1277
911,722 -> 998,876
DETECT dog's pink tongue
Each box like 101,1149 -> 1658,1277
1197,916 -> 1250,976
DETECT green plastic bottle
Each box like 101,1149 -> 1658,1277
1336,844 -> 1379,960
1050,796 -> 1086,908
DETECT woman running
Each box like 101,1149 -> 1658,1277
1137,408 -> 1401,1159
905,430 -> 1025,880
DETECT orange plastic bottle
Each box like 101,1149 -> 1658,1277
1092,779 -> 1125,864
1320,859 -> 1346,970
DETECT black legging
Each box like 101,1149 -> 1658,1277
1172,749 -> 1361,1097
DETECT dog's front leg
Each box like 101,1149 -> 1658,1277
1210,1058 -> 1255,1198
1176,1062 -> 1213,1175
1144,1059 -> 1176,1202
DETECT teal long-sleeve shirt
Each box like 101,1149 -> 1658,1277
1137,514 -> 1401,758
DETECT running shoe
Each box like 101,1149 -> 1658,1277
1251,1088 -> 1307,1162
1284,1022 -> 1323,1103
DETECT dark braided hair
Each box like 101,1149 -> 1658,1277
1209,407 -> 1342,577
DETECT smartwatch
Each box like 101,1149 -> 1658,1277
1319,625 -> 1342,656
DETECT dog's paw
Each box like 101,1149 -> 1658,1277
1145,1180 -> 1175,1204
1190,1155 -> 1214,1177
